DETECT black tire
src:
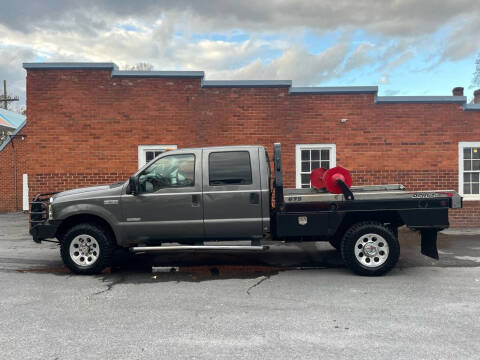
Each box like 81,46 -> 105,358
328,238 -> 341,251
341,221 -> 400,276
60,223 -> 115,275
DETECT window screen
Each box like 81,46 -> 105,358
209,151 -> 252,186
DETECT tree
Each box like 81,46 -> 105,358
11,105 -> 26,116
472,53 -> 480,88
122,62 -> 154,71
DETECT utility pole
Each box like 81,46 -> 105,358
0,80 -> 19,110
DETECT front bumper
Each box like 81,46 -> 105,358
29,222 -> 60,243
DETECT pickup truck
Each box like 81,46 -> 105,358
30,143 -> 462,276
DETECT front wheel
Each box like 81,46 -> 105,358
341,221 -> 400,276
60,223 -> 115,275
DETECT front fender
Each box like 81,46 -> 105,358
55,203 -> 124,245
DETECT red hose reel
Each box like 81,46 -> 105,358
310,166 -> 354,199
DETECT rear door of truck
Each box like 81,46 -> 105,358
202,147 -> 263,239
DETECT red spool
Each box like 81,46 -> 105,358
310,167 -> 327,189
324,166 -> 353,194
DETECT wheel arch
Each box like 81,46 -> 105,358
333,210 -> 403,240
56,213 -> 117,245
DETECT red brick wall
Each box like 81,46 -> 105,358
1,68 -> 480,227
0,138 -> 27,212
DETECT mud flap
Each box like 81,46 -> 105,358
420,229 -> 439,260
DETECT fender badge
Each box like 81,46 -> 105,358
104,199 -> 119,205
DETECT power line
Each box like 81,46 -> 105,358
0,80 -> 19,110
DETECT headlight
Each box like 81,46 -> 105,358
48,204 -> 53,220
48,197 -> 54,220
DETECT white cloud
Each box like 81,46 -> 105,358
379,75 -> 389,84
1,0 -> 480,105
0,46 -> 36,107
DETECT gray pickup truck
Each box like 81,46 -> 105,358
30,143 -> 462,276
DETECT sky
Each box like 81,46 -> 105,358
1,0 -> 480,109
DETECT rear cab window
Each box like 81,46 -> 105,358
208,151 -> 252,186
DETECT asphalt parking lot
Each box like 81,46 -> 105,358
1,213 -> 480,359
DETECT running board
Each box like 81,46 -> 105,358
130,245 -> 269,253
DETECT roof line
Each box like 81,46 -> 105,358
0,113 -> 16,130
463,104 -> 480,111
202,80 -> 292,88
19,63 -> 480,109
375,95 -> 467,104
23,62 -> 118,70
112,70 -> 204,78
290,86 -> 378,94
0,120 -> 27,152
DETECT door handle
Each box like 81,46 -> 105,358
192,194 -> 200,207
249,192 -> 259,204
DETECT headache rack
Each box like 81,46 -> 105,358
29,192 -> 57,228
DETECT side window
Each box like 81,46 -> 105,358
138,154 -> 195,193
209,151 -> 252,186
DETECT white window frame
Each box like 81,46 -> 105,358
138,144 -> 177,168
459,142 -> 480,201
295,144 -> 336,188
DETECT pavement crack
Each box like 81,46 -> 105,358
92,274 -> 126,296
246,275 -> 269,295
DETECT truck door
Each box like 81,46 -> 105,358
121,149 -> 204,242
202,148 -> 263,239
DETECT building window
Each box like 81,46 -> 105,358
137,145 -> 177,168
459,142 -> 480,200
295,144 -> 336,188
209,151 -> 252,186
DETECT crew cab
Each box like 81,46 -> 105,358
30,144 -> 462,276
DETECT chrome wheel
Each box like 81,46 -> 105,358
69,234 -> 100,267
354,233 -> 389,268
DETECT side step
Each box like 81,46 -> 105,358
130,245 -> 269,254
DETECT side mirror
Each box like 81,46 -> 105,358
127,176 -> 139,195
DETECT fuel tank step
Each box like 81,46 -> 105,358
130,245 -> 269,253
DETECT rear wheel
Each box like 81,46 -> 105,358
341,221 -> 399,276
60,223 -> 115,275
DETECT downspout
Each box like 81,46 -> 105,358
10,136 -> 17,211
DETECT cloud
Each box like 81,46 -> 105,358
0,46 -> 36,107
344,43 -> 375,72
209,42 -> 351,84
1,0 -> 480,105
379,75 -> 389,85
2,0 -> 478,37
442,15 -> 480,61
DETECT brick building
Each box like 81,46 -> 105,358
1,62 -> 480,226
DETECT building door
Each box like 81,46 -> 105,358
202,148 -> 263,240
122,150 -> 203,243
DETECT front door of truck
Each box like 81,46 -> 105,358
202,148 -> 263,239
121,149 -> 204,243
